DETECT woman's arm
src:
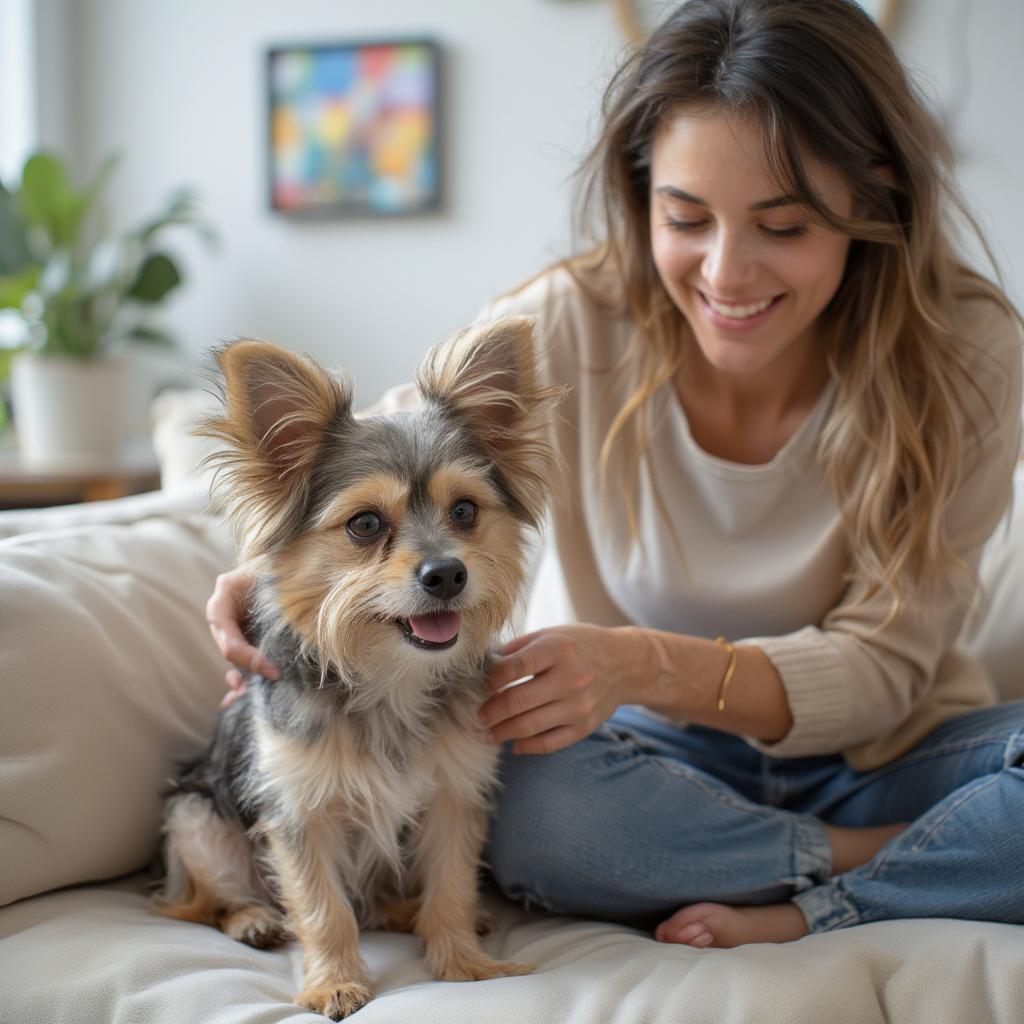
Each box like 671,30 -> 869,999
631,628 -> 793,741
481,624 -> 792,754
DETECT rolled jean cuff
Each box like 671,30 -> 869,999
789,815 -> 832,892
792,879 -> 863,933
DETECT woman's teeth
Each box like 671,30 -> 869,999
704,294 -> 776,319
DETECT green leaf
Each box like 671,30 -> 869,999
0,345 -> 17,380
127,252 -> 181,303
0,181 -> 34,274
84,153 -> 120,212
20,153 -> 71,226
126,324 -> 177,347
0,264 -> 42,308
136,186 -> 220,252
43,297 -> 96,358
19,152 -> 92,248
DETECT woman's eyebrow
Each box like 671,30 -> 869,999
654,185 -> 800,211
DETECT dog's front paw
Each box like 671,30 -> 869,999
431,948 -> 536,982
296,981 -> 373,1020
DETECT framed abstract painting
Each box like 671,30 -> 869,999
266,38 -> 442,217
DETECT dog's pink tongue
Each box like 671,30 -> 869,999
409,611 -> 462,643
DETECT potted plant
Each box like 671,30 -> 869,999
0,151 -> 216,466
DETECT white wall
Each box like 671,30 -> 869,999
45,0 -> 624,407
893,0 -> 1024,311
33,0 -> 1024,410
0,0 -> 37,185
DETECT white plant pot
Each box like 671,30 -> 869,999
10,353 -> 127,469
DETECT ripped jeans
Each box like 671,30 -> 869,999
481,700 -> 1024,933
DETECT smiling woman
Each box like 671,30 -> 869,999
207,0 -> 1024,959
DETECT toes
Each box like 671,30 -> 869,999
657,920 -> 715,947
676,923 -> 713,945
654,903 -> 723,947
296,981 -> 373,1020
655,903 -> 705,935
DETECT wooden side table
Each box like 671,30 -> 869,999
0,440 -> 162,510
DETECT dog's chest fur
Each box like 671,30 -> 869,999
249,679 -> 498,904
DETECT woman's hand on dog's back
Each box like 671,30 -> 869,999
207,568 -> 280,708
480,624 -> 647,755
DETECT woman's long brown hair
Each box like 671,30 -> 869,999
563,0 -> 1022,626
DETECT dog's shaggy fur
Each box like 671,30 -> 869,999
152,317 -> 561,1019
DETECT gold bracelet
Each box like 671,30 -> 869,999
714,636 -> 738,712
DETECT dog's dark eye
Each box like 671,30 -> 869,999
451,500 -> 477,527
347,512 -> 385,540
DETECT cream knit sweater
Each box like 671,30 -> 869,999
372,267 -> 1022,772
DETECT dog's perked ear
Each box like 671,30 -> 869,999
415,315 -> 563,530
199,339 -> 355,558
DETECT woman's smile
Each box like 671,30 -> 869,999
698,290 -> 786,330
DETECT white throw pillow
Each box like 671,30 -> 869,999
0,513 -> 234,907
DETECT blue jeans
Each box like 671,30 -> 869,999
481,700 -> 1024,933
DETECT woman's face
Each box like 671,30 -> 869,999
649,107 -> 854,383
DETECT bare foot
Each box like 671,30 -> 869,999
653,822 -> 911,949
824,822 -> 909,875
654,901 -> 809,948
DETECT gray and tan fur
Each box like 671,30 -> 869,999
153,317 -> 561,1020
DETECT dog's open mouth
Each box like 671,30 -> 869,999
397,611 -> 462,651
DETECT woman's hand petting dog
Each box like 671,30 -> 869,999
211,570 -> 639,754
480,624 -> 641,755
207,568 -> 279,708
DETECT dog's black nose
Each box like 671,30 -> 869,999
417,558 -> 467,600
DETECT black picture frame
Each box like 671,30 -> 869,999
265,37 -> 443,218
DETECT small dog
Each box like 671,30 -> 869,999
153,316 -> 560,1019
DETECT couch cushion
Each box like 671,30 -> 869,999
1,874 -> 1023,1024
0,511 -> 234,907
0,486 -> 211,542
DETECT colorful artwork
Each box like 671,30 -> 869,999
267,40 -> 441,216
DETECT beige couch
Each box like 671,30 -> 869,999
1,395 -> 1023,1023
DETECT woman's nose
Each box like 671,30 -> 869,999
701,230 -> 758,296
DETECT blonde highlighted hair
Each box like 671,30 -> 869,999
561,0 -> 1022,625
